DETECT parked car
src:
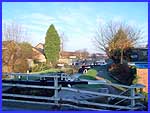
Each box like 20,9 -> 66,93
95,61 -> 107,66
78,65 -> 91,74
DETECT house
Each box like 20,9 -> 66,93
32,43 -> 91,65
32,43 -> 46,63
127,48 -> 148,92
137,68 -> 148,92
31,44 -> 77,64
59,51 -> 91,64
60,51 -> 78,59
59,51 -> 78,65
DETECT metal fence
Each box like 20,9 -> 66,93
2,73 -> 146,111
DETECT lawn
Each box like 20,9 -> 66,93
13,68 -> 74,81
32,68 -> 61,74
78,69 -> 98,80
79,75 -> 97,80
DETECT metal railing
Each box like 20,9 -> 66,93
2,73 -> 146,111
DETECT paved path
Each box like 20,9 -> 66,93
79,78 -> 106,84
70,73 -> 107,84
56,89 -> 101,100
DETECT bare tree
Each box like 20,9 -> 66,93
3,22 -> 28,42
93,21 -> 143,64
81,49 -> 89,59
3,42 -> 32,73
60,32 -> 68,52
3,41 -> 21,72
74,49 -> 89,60
2,22 -> 31,73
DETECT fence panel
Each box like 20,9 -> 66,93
2,73 -> 146,111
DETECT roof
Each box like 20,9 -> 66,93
33,43 -> 45,55
60,51 -> 90,59
32,47 -> 45,55
61,51 -> 76,56
35,43 -> 44,49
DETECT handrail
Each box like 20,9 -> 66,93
61,87 -> 144,100
2,93 -> 59,101
3,73 -> 60,78
3,73 -> 145,89
2,72 -> 146,110
3,83 -> 61,89
2,99 -> 110,111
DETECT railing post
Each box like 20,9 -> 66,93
130,86 -> 135,109
60,73 -> 63,81
54,75 -> 58,105
27,71 -> 29,81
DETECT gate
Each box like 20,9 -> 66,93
2,73 -> 146,111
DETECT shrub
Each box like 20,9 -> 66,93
32,63 -> 50,72
32,68 -> 61,74
62,68 -> 74,75
109,63 -> 135,85
14,58 -> 29,73
142,91 -> 148,103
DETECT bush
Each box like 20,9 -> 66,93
141,91 -> 148,102
14,59 -> 29,73
32,68 -> 61,74
109,63 -> 135,85
60,67 -> 78,74
62,68 -> 74,75
128,66 -> 143,85
32,63 -> 50,72
132,74 -> 140,84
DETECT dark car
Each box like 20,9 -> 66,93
78,65 -> 91,74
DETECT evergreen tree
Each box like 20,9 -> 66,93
44,24 -> 60,66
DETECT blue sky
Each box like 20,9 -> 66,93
2,2 -> 148,53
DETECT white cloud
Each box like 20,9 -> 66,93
112,16 -> 123,22
96,16 -> 106,25
22,13 -> 56,22
59,15 -> 72,22
57,9 -> 96,37
127,21 -> 148,42
3,4 -> 147,53
22,24 -> 47,32
2,19 -> 10,24
27,20 -> 49,27
65,32 -> 98,53
128,20 -> 138,27
58,8 -> 92,26
20,13 -> 58,29
29,31 -> 45,46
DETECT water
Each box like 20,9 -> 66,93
128,62 -> 148,69
135,63 -> 148,69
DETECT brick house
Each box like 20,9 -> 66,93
32,43 -> 46,63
